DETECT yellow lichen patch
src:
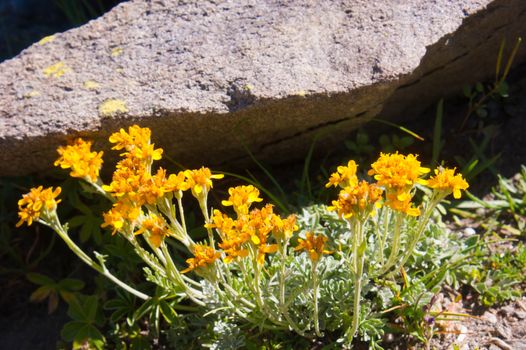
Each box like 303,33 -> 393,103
111,47 -> 123,57
99,99 -> 128,117
43,61 -> 70,78
23,90 -> 41,99
296,90 -> 306,97
38,35 -> 56,45
83,80 -> 100,90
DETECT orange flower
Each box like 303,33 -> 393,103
328,180 -> 383,219
135,213 -> 170,247
427,167 -> 469,199
181,244 -> 220,273
184,167 -> 224,197
295,232 -> 331,262
17,186 -> 61,227
54,138 -> 103,182
385,191 -> 420,217
326,160 -> 359,188
109,125 -> 163,162
221,185 -> 263,215
368,152 -> 429,190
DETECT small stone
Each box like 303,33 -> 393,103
494,324 -> 512,339
464,227 -> 476,236
483,311 -> 498,324
489,337 -> 513,350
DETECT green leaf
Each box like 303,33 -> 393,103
84,295 -> 99,323
61,321 -> 86,342
132,299 -> 154,323
61,321 -> 104,343
26,272 -> 55,286
159,300 -> 178,324
59,278 -> 85,291
29,286 -> 52,302
68,215 -> 87,228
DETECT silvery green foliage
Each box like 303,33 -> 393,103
167,203 -> 473,348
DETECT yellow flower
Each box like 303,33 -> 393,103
427,167 -> 469,199
328,180 -> 383,219
208,209 -> 250,263
368,152 -> 429,190
108,125 -> 163,162
271,214 -> 298,240
135,213 -> 170,248
385,191 -> 420,217
294,232 -> 331,262
54,138 -> 103,182
184,167 -> 224,197
165,171 -> 190,193
221,185 -> 263,215
103,158 -> 147,202
101,201 -> 141,235
17,186 -> 61,227
326,160 -> 359,188
181,244 -> 221,273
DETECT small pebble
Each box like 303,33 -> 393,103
464,227 -> 476,236
483,311 -> 498,324
494,324 -> 512,340
489,337 -> 512,350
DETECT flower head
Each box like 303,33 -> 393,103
17,186 -> 61,227
184,167 -> 224,197
271,214 -> 298,241
109,125 -> 163,162
54,138 -> 103,182
221,185 -> 263,215
326,160 -> 359,188
135,213 -> 170,247
101,201 -> 141,235
427,167 -> 469,199
328,180 -> 383,219
294,232 -> 331,262
368,152 -> 429,190
385,190 -> 420,216
181,244 -> 220,273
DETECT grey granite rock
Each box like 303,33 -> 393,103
1,0 -> 525,176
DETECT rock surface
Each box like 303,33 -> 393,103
1,0 -> 525,176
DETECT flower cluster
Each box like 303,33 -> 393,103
17,186 -> 62,227
329,180 -> 383,220
328,153 -> 468,218
206,185 -> 298,265
368,152 -> 430,216
181,244 -> 221,274
54,138 -> 103,182
98,126 -> 221,245
295,232 -> 331,262
427,167 -> 469,199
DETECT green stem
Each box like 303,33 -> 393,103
397,197 -> 440,270
379,212 -> 402,275
349,219 -> 365,340
311,260 -> 322,337
46,217 -> 149,300
197,192 -> 215,247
